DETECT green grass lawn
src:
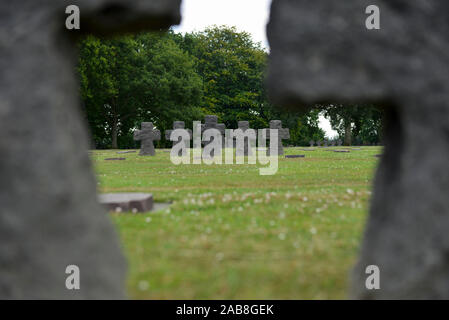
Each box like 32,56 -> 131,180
91,146 -> 380,299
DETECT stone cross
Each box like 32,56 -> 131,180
323,139 -> 329,147
337,139 -> 343,147
235,121 -> 254,156
0,0 -> 181,299
267,0 -> 449,299
330,140 -> 336,147
134,122 -> 161,156
165,121 -> 192,156
265,120 -> 290,155
201,115 -> 226,157
309,140 -> 315,147
316,140 -> 322,147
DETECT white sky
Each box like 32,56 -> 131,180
173,0 -> 271,49
173,0 -> 338,138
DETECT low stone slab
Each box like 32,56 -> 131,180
117,150 -> 136,154
104,157 -> 126,161
99,193 -> 154,213
285,155 -> 305,158
334,150 -> 350,153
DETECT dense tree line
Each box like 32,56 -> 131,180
78,26 -> 381,149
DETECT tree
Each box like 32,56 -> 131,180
176,26 -> 270,128
320,104 -> 383,145
78,32 -> 204,149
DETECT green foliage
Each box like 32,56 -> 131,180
78,32 -> 203,149
319,104 -> 383,145
79,26 -> 380,149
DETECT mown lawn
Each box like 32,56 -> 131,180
91,146 -> 380,299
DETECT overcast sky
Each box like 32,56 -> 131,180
173,0 -> 338,138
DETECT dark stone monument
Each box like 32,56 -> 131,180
99,193 -> 154,213
201,115 -> 225,157
265,120 -> 290,156
267,0 -> 449,298
235,121 -> 254,156
285,155 -> 305,158
165,121 -> 192,156
0,0 -> 181,299
105,158 -> 126,161
134,122 -> 161,156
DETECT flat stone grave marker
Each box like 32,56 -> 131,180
99,193 -> 154,213
104,158 -> 126,161
117,150 -> 136,154
285,155 -> 305,158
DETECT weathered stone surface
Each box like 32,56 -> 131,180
268,0 -> 449,298
265,120 -> 290,156
165,121 -> 192,156
105,157 -> 126,161
0,0 -> 181,299
285,155 -> 305,158
99,193 -> 154,213
134,122 -> 161,156
235,121 -> 254,157
200,115 -> 226,157
309,140 -> 315,147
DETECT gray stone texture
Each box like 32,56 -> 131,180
0,0 -> 181,299
165,121 -> 192,156
267,0 -> 449,298
201,115 -> 226,157
265,120 -> 290,156
235,121 -> 254,157
134,122 -> 161,156
99,193 -> 154,213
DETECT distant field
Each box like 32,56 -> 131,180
91,147 -> 380,299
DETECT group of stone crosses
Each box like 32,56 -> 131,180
309,139 -> 343,147
133,115 -> 290,157
3,0 -> 449,299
